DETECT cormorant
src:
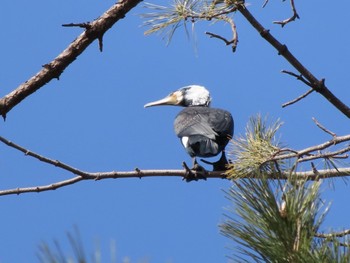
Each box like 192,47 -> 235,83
144,85 -> 234,180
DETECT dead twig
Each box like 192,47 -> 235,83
266,133 -> 350,162
282,88 -> 314,108
282,70 -> 313,87
273,0 -> 300,27
315,229 -> 350,238
62,22 -> 91,29
206,16 -> 238,52
297,146 -> 350,163
281,70 -> 315,107
312,117 -> 337,137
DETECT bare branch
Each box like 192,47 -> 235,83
281,70 -> 313,87
282,88 -> 314,108
0,136 -> 91,178
262,0 -> 269,8
62,22 -> 91,29
206,16 -> 238,52
1,134 -> 350,196
312,117 -> 337,137
281,70 -> 316,107
237,6 -> 350,118
271,134 -> 350,162
0,0 -> 142,120
297,146 -> 350,163
273,0 -> 300,27
1,167 -> 350,196
315,229 -> 350,238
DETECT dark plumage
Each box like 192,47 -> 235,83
145,85 -> 234,176
174,106 -> 233,158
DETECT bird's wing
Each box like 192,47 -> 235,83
175,114 -> 217,139
174,107 -> 232,139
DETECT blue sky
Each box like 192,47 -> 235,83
1,0 -> 350,262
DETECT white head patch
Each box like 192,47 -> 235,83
180,85 -> 211,106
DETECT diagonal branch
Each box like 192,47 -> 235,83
282,88 -> 314,108
237,5 -> 350,118
0,0 -> 142,120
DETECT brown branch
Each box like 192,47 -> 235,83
62,22 -> 91,29
297,146 -> 350,163
282,88 -> 314,108
281,70 -> 313,88
1,133 -> 350,196
315,229 -> 350,238
312,117 -> 337,137
262,0 -> 269,8
205,16 -> 238,52
281,70 -> 315,107
1,167 -> 350,196
237,5 -> 350,118
271,134 -> 350,162
0,0 -> 142,120
0,136 -> 91,178
273,0 -> 300,27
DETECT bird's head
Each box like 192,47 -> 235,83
144,85 -> 211,108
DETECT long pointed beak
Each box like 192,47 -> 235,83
144,94 -> 177,108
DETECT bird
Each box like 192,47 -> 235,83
144,85 -> 234,180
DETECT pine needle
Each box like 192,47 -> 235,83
226,114 -> 284,179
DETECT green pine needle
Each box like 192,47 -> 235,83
226,114 -> 284,179
221,177 -> 330,262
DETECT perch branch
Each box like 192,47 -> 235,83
1,167 -> 350,196
0,0 -> 142,120
1,135 -> 350,196
237,5 -> 350,118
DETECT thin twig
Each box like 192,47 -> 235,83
273,0 -> 300,27
205,32 -> 233,45
312,117 -> 337,137
0,0 -> 142,120
315,229 -> 350,238
262,0 -> 269,8
282,88 -> 314,108
62,22 -> 91,29
268,133 -> 350,162
281,70 -> 313,88
297,146 -> 350,163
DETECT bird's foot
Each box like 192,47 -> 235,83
182,161 -> 207,182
